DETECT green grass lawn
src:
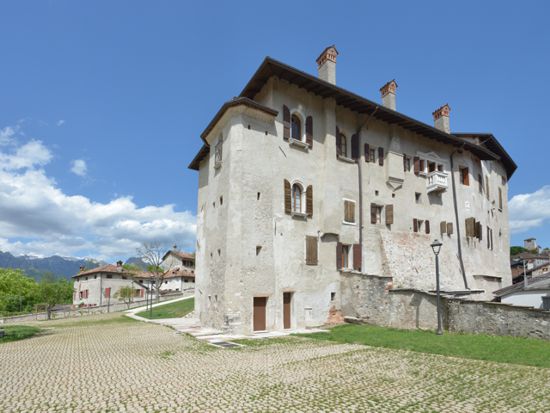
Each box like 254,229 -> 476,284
0,325 -> 42,343
298,324 -> 550,368
136,298 -> 194,319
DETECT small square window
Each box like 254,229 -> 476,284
415,192 -> 421,203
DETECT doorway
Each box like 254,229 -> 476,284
253,296 -> 267,331
283,292 -> 292,329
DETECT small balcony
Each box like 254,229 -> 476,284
426,170 -> 448,193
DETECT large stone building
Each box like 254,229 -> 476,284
189,46 -> 516,335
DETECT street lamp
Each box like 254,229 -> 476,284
430,239 -> 443,336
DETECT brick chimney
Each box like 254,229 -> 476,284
432,104 -> 451,134
380,80 -> 398,110
316,45 -> 338,85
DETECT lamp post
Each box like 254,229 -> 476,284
430,239 -> 443,335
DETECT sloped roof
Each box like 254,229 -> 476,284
161,249 -> 195,262
189,56 -> 516,177
164,265 -> 195,279
494,272 -> 550,297
73,264 -> 151,279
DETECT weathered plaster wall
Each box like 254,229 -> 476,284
342,273 -> 550,340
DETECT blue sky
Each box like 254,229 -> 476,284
0,1 -> 549,260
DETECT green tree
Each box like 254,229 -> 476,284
510,246 -> 527,256
115,286 -> 136,309
37,274 -> 73,319
0,268 -> 39,315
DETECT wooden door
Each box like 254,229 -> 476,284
253,297 -> 267,331
283,292 -> 292,329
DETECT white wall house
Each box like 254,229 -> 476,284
495,273 -> 550,310
72,261 -> 150,307
189,46 -> 516,335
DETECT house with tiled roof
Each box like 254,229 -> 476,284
494,272 -> 550,310
72,261 -> 151,307
189,46 -> 516,334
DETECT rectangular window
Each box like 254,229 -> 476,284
419,159 -> 425,174
305,236 -> 318,265
369,148 -> 376,163
413,218 -> 424,233
415,192 -> 421,204
342,245 -> 350,269
460,167 -> 470,186
344,200 -> 356,223
428,161 -> 436,173
403,155 -> 411,172
370,204 -> 382,224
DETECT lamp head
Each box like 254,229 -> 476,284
431,239 -> 443,256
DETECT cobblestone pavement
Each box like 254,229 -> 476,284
1,314 -> 550,413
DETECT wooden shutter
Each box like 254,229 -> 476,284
440,221 -> 447,234
413,218 -> 418,232
306,236 -> 318,265
364,143 -> 370,162
306,116 -> 313,148
447,222 -> 453,235
336,242 -> 343,270
306,185 -> 313,217
351,134 -> 360,160
385,204 -> 394,225
413,157 -> 420,175
461,168 -> 470,186
371,204 -> 377,224
105,287 -> 111,298
465,217 -> 475,237
425,220 -> 430,234
335,126 -> 341,156
476,221 -> 483,240
283,105 -> 290,141
344,200 -> 355,223
353,244 -> 362,271
378,147 -> 384,166
284,179 -> 291,214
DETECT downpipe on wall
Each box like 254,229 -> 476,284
450,148 -> 469,290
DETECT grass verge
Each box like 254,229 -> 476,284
0,325 -> 42,343
298,323 -> 550,368
136,298 -> 194,319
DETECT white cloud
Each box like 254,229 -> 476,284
0,126 -> 17,145
70,159 -> 87,177
0,129 -> 196,261
509,185 -> 550,233
56,120 -> 65,126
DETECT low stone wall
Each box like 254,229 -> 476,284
341,273 -> 550,340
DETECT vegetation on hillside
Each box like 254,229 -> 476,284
0,268 -> 73,316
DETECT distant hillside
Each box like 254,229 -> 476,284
124,256 -> 148,269
0,250 -> 104,280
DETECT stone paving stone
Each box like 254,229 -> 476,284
1,313 -> 549,412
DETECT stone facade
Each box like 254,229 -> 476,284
190,48 -> 515,335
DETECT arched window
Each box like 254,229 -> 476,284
292,183 -> 302,213
339,133 -> 347,157
291,114 -> 301,141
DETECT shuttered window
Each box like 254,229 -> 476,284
371,204 -> 382,224
403,155 -> 411,172
465,217 -> 476,237
306,116 -> 313,148
336,242 -> 343,270
460,167 -> 470,186
413,157 -> 420,175
291,114 -> 301,140
292,184 -> 302,213
284,180 -> 291,214
440,221 -> 447,234
283,105 -> 290,141
385,204 -> 394,225
305,236 -> 318,265
446,222 -> 454,235
306,185 -> 313,217
336,243 -> 350,270
378,147 -> 384,166
364,143 -> 370,162
344,200 -> 356,223
339,133 -> 347,157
